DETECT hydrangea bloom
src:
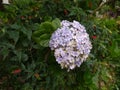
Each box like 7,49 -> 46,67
49,20 -> 92,71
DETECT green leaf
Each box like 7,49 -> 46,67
16,51 -> 22,61
1,42 -> 15,49
22,39 -> 29,47
33,33 -> 51,47
109,41 -> 120,57
32,19 -> 60,45
27,72 -> 34,79
13,50 -> 28,62
32,30 -> 45,38
52,18 -> 61,30
8,31 -> 19,43
92,72 -> 99,87
21,53 -> 28,61
84,69 -> 92,85
39,34 -> 51,40
101,67 -> 109,82
44,16 -> 52,21
39,21 -> 56,33
39,34 -> 51,47
21,27 -> 32,40
0,28 -> 6,38
10,23 -> 21,30
21,63 -> 26,70
0,48 -> 9,60
39,40 -> 49,47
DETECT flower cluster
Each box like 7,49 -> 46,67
49,20 -> 92,71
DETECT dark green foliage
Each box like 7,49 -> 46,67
0,0 -> 120,90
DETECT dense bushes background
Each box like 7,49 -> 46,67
0,0 -> 120,90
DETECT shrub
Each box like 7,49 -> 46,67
0,0 -> 120,90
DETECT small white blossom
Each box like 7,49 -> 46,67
49,20 -> 92,71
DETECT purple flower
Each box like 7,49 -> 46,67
49,20 -> 92,71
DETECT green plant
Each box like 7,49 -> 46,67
0,0 -> 120,90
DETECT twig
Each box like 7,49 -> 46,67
44,48 -> 51,62
91,0 -> 110,15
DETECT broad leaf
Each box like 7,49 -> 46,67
52,18 -> 61,30
38,34 -> 51,47
39,21 -> 56,33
